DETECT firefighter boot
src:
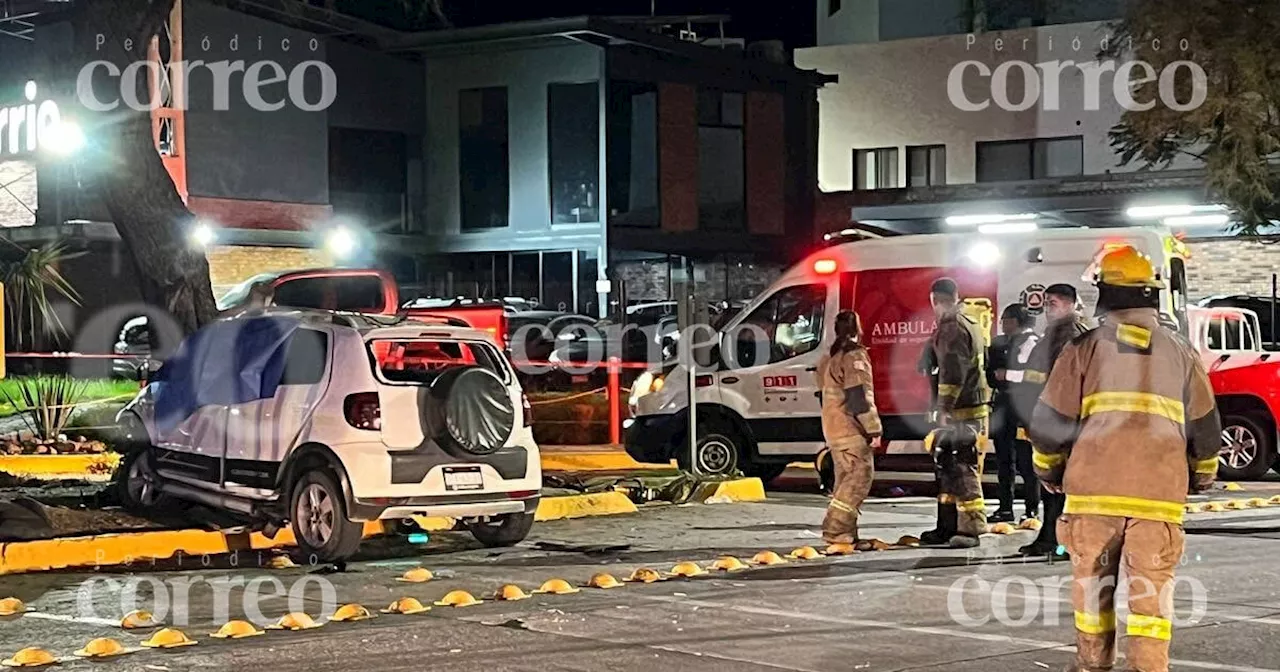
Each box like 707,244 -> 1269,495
919,500 -> 957,547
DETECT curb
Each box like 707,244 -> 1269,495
0,454 -> 120,480
0,492 -> 643,576
691,477 -> 767,504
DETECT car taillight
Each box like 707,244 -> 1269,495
522,393 -> 533,426
344,392 -> 381,430
695,375 -> 714,387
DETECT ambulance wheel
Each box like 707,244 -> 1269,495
1219,414 -> 1274,481
677,425 -> 741,477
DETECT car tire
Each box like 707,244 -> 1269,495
676,424 -> 741,477
1219,414 -> 1275,481
467,511 -> 535,547
290,470 -> 364,564
741,461 -> 787,485
115,448 -> 167,514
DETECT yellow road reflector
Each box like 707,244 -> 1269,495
1270,495 -> 1280,505
0,598 -> 28,617
857,538 -> 891,551
1224,482 -> 1243,491
397,567 -> 434,583
1018,518 -> 1042,531
989,523 -> 1016,535
1204,501 -> 1226,512
210,620 -> 264,639
266,613 -> 324,630
896,535 -> 922,546
494,585 -> 532,601
329,604 -> 376,623
266,555 -> 297,570
74,638 -> 131,658
1184,503 -> 1204,514
120,609 -> 159,630
709,556 -> 749,571
381,597 -> 431,615
2,648 -> 56,668
625,568 -> 665,583
1226,500 -> 1249,510
670,561 -> 708,577
140,628 -> 197,649
824,543 -> 857,556
435,590 -> 483,607
788,546 -> 822,560
534,579 -> 580,595
586,573 -> 624,589
751,550 -> 787,566
1248,498 -> 1270,508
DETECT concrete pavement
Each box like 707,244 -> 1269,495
3,484 -> 1280,671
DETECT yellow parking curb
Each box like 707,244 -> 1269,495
535,491 -> 637,521
0,454 -> 120,480
693,478 -> 767,504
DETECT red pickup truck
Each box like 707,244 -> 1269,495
218,268 -> 508,349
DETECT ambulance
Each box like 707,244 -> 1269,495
624,226 -> 1192,482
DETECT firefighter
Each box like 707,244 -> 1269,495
989,303 -> 1040,524
1012,283 -> 1092,558
1030,245 -> 1220,672
920,278 -> 990,549
817,311 -> 882,546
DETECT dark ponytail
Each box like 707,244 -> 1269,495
830,310 -> 863,356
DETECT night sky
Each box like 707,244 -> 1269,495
343,0 -> 817,50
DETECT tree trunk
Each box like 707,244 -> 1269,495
72,0 -> 217,334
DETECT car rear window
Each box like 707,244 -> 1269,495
369,339 -> 506,385
273,276 -> 386,312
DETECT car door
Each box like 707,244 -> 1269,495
718,282 -> 828,458
223,327 -> 331,494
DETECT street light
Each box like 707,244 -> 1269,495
42,120 -> 85,156
189,221 -> 216,247
945,213 -> 1038,226
325,226 -> 357,259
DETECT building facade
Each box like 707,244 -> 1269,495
798,1 -> 1278,299
0,2 -> 829,350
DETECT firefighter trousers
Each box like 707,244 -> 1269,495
1059,514 -> 1185,672
934,419 -> 988,537
822,436 -> 873,545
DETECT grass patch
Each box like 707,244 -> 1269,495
0,377 -> 139,419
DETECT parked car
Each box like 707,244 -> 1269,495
111,316 -> 151,380
114,309 -> 541,562
1198,295 -> 1280,350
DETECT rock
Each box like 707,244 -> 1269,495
4,442 -> 21,455
55,441 -> 76,454
34,444 -> 50,455
86,441 -> 107,454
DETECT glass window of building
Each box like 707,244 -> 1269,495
577,249 -> 600,317
548,82 -> 600,224
459,87 -> 510,230
542,251 -> 574,313
511,253 -> 540,304
906,145 -> 946,187
697,89 -> 745,231
606,81 -> 659,227
977,136 -> 1083,182
854,147 -> 900,189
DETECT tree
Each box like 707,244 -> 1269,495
70,0 -> 218,335
1106,0 -> 1280,233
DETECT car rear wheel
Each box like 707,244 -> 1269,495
1219,414 -> 1275,481
467,511 -> 535,547
290,470 -> 364,563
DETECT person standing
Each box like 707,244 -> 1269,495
919,278 -> 990,549
818,311 -> 882,546
1013,283 -> 1092,557
989,304 -> 1040,524
1030,245 -> 1220,672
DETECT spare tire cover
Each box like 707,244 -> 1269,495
430,366 -> 515,455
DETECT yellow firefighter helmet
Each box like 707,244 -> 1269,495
1090,244 -> 1164,289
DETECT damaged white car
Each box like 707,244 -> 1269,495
115,309 -> 541,562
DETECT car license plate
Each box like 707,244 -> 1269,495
443,466 -> 484,491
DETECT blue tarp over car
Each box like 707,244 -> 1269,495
151,316 -> 300,434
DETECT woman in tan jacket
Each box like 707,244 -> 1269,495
818,311 -> 883,545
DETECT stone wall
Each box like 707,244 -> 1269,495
205,245 -> 334,296
1186,237 -> 1280,300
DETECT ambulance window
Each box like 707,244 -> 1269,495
731,283 -> 827,367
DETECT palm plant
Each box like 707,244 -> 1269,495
1,375 -> 88,441
0,240 -> 83,351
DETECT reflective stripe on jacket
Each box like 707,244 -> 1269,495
1029,308 -> 1222,525
817,346 -> 882,443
